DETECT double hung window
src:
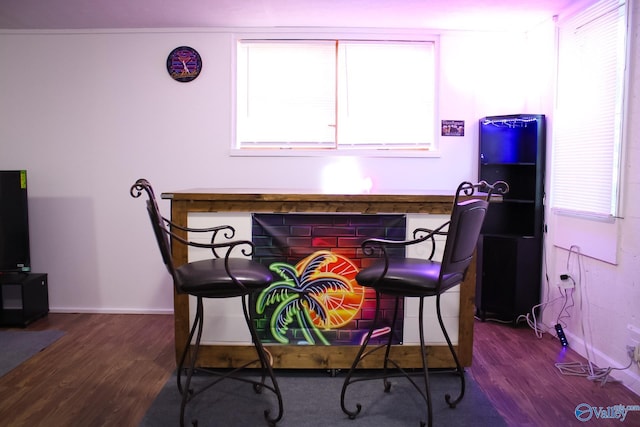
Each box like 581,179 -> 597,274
236,39 -> 436,154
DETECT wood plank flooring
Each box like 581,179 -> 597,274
0,314 -> 174,427
0,313 -> 638,426
470,320 -> 639,426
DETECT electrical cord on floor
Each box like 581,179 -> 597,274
518,232 -> 561,338
555,287 -> 575,328
516,296 -> 563,338
473,315 -> 513,324
554,245 -> 634,386
555,357 -> 634,386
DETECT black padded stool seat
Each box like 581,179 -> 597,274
356,258 -> 464,297
176,258 -> 273,297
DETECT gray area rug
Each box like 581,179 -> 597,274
141,369 -> 507,426
0,330 -> 65,377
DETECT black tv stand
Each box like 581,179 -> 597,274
0,272 -> 49,327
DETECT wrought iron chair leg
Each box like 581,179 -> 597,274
241,295 -> 267,391
242,295 -> 284,426
340,291 -> 383,419
180,297 -> 205,427
177,298 -> 201,396
435,293 -> 465,407
381,295 -> 401,392
418,297 -> 433,427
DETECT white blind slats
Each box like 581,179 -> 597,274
552,0 -> 626,217
337,42 -> 435,147
236,40 -> 436,150
237,41 -> 336,146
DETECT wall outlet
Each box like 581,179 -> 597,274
628,324 -> 640,347
628,324 -> 640,366
558,273 -> 574,289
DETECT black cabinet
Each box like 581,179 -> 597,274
0,273 -> 49,327
476,114 -> 545,322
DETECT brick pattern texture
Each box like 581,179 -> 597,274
251,213 -> 406,346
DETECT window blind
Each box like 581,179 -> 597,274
336,41 -> 435,148
552,0 -> 627,218
236,39 -> 436,151
237,40 -> 337,148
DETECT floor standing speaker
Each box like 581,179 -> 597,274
476,114 -> 545,323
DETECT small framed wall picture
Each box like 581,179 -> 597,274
441,120 -> 465,136
166,46 -> 202,83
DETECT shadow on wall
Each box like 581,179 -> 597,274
27,197 -> 100,310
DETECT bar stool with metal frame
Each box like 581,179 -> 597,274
130,178 -> 284,427
340,180 -> 508,427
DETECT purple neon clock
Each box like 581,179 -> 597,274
166,46 -> 202,83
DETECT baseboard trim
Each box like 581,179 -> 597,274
48,308 -> 174,315
564,330 -> 640,397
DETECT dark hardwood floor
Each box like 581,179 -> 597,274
470,320 -> 639,426
0,313 -> 638,426
0,314 -> 175,427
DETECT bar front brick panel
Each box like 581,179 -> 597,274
252,213 -> 406,345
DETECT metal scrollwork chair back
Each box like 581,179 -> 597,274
130,178 -> 283,427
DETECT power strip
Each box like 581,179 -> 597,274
555,324 -> 569,347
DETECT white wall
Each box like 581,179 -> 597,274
0,27 -> 531,313
541,1 -> 640,396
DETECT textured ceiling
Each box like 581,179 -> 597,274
0,0 -> 581,32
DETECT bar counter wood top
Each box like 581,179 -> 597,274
162,188 -> 476,370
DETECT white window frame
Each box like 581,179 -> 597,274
232,33 -> 439,158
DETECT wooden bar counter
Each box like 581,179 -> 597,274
161,189 -> 476,370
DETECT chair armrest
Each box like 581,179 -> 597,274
161,218 -> 255,259
361,220 -> 450,261
412,223 -> 450,260
183,237 -> 256,259
162,215 -> 234,235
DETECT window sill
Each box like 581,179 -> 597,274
229,148 -> 441,158
551,210 -> 619,265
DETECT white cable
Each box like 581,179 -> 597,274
517,295 -> 563,338
556,287 -> 575,328
518,234 -> 560,338
554,245 -> 633,385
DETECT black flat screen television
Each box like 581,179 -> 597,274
0,170 -> 31,272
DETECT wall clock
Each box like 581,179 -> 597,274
166,46 -> 202,83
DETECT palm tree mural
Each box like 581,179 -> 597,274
256,250 -> 361,345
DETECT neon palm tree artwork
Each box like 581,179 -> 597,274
251,212 -> 405,346
256,250 -> 364,345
